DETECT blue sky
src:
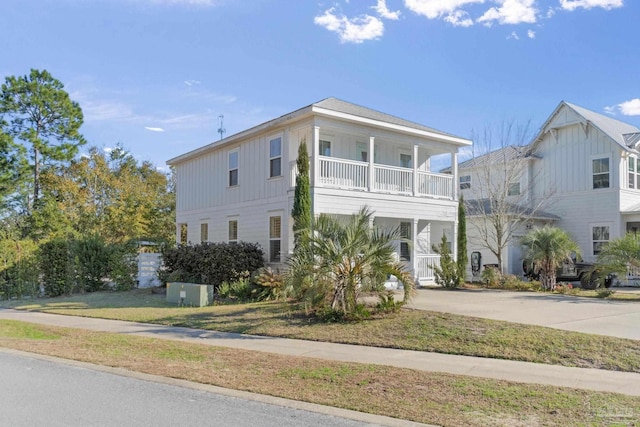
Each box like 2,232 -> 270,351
2,0 -> 638,171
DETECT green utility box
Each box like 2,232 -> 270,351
166,282 -> 214,307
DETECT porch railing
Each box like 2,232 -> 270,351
416,255 -> 441,281
290,157 -> 454,200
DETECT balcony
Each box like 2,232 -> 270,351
290,156 -> 454,200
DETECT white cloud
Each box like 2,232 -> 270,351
145,126 -> 165,132
404,0 -> 484,19
618,99 -> 640,116
507,31 -> 520,39
604,105 -> 616,115
478,0 -> 537,25
373,0 -> 401,19
103,147 -> 114,153
184,80 -> 201,86
527,29 -> 536,38
314,8 -> 384,44
444,10 -> 474,26
559,0 -> 623,11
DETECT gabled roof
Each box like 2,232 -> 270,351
168,97 -> 471,165
533,101 -> 640,151
313,98 -> 460,138
456,145 -> 538,171
465,198 -> 560,221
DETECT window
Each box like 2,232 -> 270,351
228,220 -> 238,243
200,223 -> 208,243
399,222 -> 411,261
228,150 -> 238,187
357,142 -> 368,162
269,137 -> 282,178
592,157 -> 610,189
319,140 -> 331,157
400,153 -> 412,168
459,175 -> 471,190
269,216 -> 281,262
179,223 -> 188,245
592,225 -> 610,255
629,156 -> 640,189
508,182 -> 520,196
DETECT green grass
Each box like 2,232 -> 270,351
3,289 -> 640,372
1,319 -> 639,427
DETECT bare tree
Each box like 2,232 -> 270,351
461,121 -> 554,273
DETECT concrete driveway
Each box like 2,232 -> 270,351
406,288 -> 640,340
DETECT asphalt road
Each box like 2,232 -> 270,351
0,351 -> 384,427
407,288 -> 640,340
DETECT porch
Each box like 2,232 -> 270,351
290,156 -> 454,200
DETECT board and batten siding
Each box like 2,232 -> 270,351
530,107 -> 623,262
175,124 -> 310,213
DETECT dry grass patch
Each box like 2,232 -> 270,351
1,319 -> 639,427
4,289 -> 640,372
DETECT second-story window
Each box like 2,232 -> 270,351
319,140 -> 331,156
508,182 -> 520,196
592,157 -> 610,189
228,150 -> 238,187
460,175 -> 471,190
629,156 -> 640,189
270,137 -> 282,178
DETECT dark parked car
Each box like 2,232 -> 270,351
523,259 -> 614,289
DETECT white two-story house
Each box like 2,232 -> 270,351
167,98 -> 472,284
459,100 -> 640,278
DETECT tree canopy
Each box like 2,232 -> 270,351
0,69 -> 86,209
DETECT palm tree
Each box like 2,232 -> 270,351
596,232 -> 640,278
285,206 -> 415,317
521,226 -> 580,291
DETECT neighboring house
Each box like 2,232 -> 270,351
167,98 -> 471,284
459,100 -> 640,279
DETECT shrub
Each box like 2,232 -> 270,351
481,266 -> 501,288
39,238 -> 74,297
161,242 -> 264,289
254,267 -> 284,301
432,235 -> 461,288
376,291 -> 403,313
596,288 -> 615,299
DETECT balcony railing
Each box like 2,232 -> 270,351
290,157 -> 454,200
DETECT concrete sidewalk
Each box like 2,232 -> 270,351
1,308 -> 640,397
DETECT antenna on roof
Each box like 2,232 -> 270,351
217,115 -> 226,140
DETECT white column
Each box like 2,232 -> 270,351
451,151 -> 458,201
413,144 -> 419,196
411,218 -> 419,280
368,136 -> 375,192
312,126 -> 320,188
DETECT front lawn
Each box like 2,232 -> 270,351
3,289 -> 640,372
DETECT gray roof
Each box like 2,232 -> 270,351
465,198 -> 560,220
456,145 -> 537,171
557,102 -> 640,150
313,98 -> 462,139
168,97 -> 470,165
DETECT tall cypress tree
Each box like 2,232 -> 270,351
457,195 -> 468,284
291,138 -> 311,248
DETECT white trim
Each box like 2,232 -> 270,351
590,154 -> 611,190
269,135 -> 283,178
228,149 -> 239,187
311,106 -> 472,146
590,222 -> 611,257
